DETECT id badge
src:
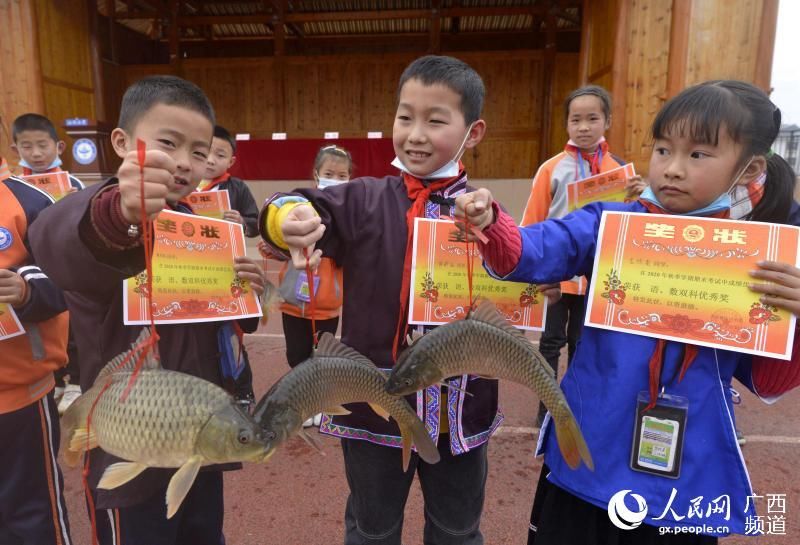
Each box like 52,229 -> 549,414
630,391 -> 688,479
295,271 -> 320,303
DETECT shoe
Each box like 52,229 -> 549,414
54,386 -> 65,404
58,384 -> 82,415
736,429 -> 746,446
313,413 -> 322,426
303,413 -> 323,428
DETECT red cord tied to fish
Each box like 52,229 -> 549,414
303,247 -> 319,347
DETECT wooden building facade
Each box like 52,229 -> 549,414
0,0 -> 779,179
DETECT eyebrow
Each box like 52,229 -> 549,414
397,103 -> 452,116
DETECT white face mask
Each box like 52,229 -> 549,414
391,123 -> 474,180
318,177 -> 348,189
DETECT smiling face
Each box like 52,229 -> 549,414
393,79 -> 484,178
12,130 -> 64,172
566,95 -> 609,152
648,126 -> 756,214
112,103 -> 213,204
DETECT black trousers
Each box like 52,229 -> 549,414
342,438 -> 487,545
528,465 -> 718,545
281,312 -> 340,367
0,391 -> 72,545
91,471 -> 225,545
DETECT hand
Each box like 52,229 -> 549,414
454,189 -> 495,239
749,261 -> 800,317
0,269 -> 29,307
281,204 -> 324,270
117,149 -> 177,223
233,256 -> 267,297
625,175 -> 648,200
538,283 -> 562,305
223,210 -> 244,226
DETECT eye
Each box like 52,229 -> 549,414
397,115 -> 411,121
429,119 -> 446,125
158,139 -> 175,148
237,430 -> 253,444
690,151 -> 710,159
403,378 -> 413,386
655,147 -> 669,156
193,151 -> 208,160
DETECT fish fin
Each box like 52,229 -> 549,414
322,405 -> 351,416
165,455 -> 203,519
314,333 -> 375,367
97,461 -> 149,490
97,328 -> 159,381
368,403 -> 391,422
468,299 -> 528,340
298,429 -> 326,455
69,427 -> 99,454
553,412 -> 594,472
406,330 -> 424,347
439,381 -> 474,398
399,418 -> 440,471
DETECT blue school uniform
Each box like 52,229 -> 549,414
492,201 -> 763,537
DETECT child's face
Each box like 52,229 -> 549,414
205,137 -> 235,180
566,95 -> 609,151
12,130 -> 64,171
393,79 -> 483,177
112,103 -> 213,204
316,156 -> 351,183
649,127 -> 758,213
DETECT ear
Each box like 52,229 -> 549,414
605,115 -> 612,130
10,143 -> 20,158
228,155 -> 236,168
736,155 -> 767,187
56,140 -> 66,155
110,128 -> 130,159
464,119 -> 486,150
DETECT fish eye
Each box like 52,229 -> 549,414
403,378 -> 413,386
260,429 -> 276,441
238,430 -> 253,444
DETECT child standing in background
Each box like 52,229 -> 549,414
521,86 -> 642,426
11,113 -> 85,414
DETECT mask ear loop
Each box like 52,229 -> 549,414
726,155 -> 756,196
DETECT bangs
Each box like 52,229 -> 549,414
651,83 -> 748,146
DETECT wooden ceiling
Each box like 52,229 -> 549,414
98,1 -> 582,58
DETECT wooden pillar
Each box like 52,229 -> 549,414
666,0 -> 691,98
273,0 -> 287,132
429,0 -> 442,54
607,0 -> 629,153
538,9 -> 557,163
577,0 -> 591,85
87,0 -> 107,121
754,0 -> 779,93
168,0 -> 181,72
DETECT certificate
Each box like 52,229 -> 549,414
410,218 -> 546,330
0,303 -> 25,341
586,212 -> 799,359
21,172 -> 73,201
123,210 -> 262,324
187,189 -> 232,219
567,163 -> 636,211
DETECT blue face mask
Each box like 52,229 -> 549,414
19,157 -> 62,172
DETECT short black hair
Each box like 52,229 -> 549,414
397,55 -> 485,125
12,113 -> 59,142
118,75 -> 215,132
563,85 -> 612,125
213,125 -> 236,154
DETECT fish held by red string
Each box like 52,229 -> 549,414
61,329 -> 269,518
385,298 -> 594,471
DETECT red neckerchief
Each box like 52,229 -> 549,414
22,165 -> 61,176
392,167 -> 465,361
199,172 -> 231,191
565,140 -> 609,179
0,158 -> 10,181
637,198 -> 730,410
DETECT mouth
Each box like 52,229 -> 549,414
173,177 -> 190,187
658,185 -> 687,196
405,150 -> 431,161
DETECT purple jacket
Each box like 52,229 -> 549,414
262,174 -> 502,455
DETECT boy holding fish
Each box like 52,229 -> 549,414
260,55 -> 500,544
30,75 -> 269,545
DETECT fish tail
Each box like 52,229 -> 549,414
59,391 -> 93,467
398,417 -> 440,471
553,411 -> 594,471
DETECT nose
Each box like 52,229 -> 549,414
408,122 -> 427,144
174,149 -> 192,173
662,156 -> 685,181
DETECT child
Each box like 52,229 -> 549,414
269,144 -> 350,427
0,174 -> 72,543
200,125 -> 261,406
29,75 -> 268,545
521,86 -> 641,425
456,80 -> 800,544
260,55 -> 498,543
12,113 -> 86,414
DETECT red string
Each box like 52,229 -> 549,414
302,248 -> 318,346
458,218 -> 477,311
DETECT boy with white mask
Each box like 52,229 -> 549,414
259,56 -> 497,544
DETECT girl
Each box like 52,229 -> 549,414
276,145 -> 351,426
456,80 -> 800,544
521,85 -> 644,425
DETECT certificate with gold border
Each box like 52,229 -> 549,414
586,212 -> 799,359
0,303 -> 25,341
187,189 -> 232,219
567,163 -> 636,212
21,172 -> 73,201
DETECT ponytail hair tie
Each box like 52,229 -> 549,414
766,149 -> 776,159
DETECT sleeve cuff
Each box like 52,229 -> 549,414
479,202 -> 522,277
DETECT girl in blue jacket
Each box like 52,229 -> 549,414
456,80 -> 800,544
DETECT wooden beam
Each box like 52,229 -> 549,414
666,0 -> 692,98
272,0 -> 285,57
608,0 -> 630,153
754,0 -> 779,93
576,0 -> 590,85
168,0 -> 180,69
451,0 -> 461,34
429,0 -> 442,54
538,8 -> 558,164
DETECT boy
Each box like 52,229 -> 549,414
12,112 -> 85,414
30,75 -> 267,545
260,55 -> 498,544
0,174 -> 72,544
